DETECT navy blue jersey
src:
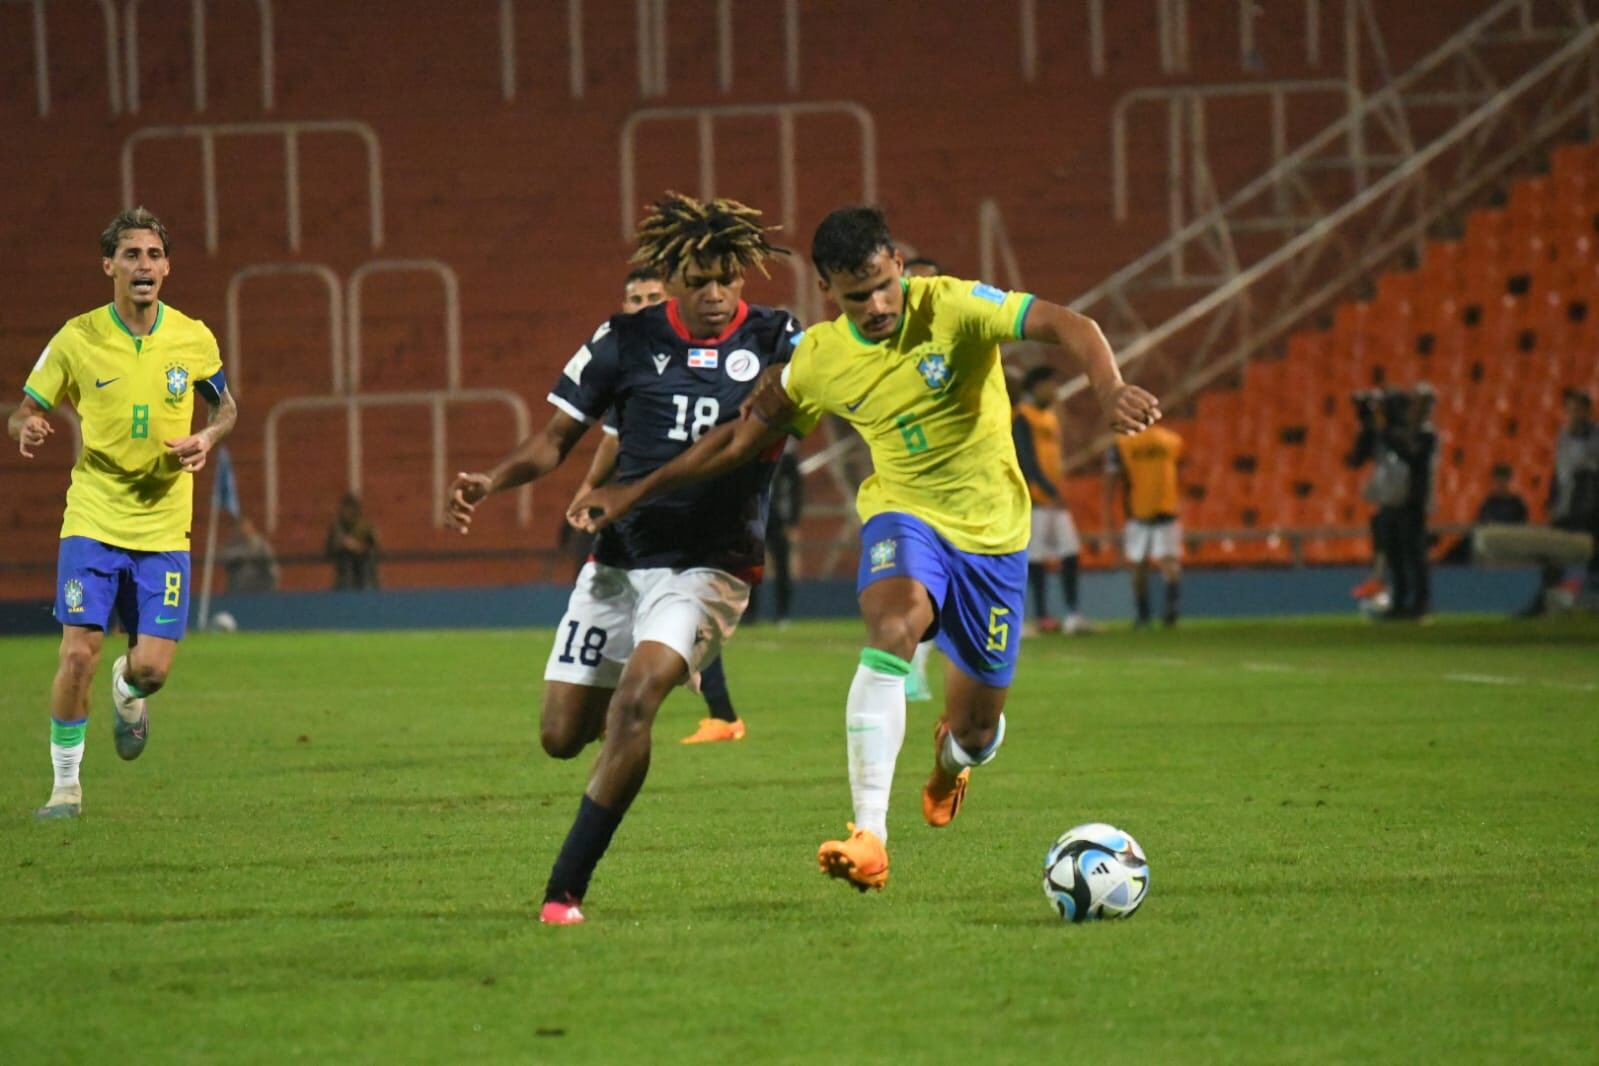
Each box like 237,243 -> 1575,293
549,300 -> 803,576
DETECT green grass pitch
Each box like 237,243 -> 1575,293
1,617 -> 1596,1063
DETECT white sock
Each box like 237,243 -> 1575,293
114,671 -> 146,720
911,641 -> 933,674
938,713 -> 1007,776
49,716 -> 87,795
846,650 -> 910,842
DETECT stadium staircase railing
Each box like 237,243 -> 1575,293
1060,0 -> 1597,423
120,120 -> 383,254
122,0 -> 275,113
253,258 -> 534,534
6,0 -> 122,116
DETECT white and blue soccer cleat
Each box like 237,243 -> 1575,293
110,655 -> 149,761
35,786 -> 82,821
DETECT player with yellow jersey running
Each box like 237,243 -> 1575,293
571,205 -> 1159,892
8,208 -> 237,820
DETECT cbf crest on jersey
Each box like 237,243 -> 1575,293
916,352 -> 951,391
164,364 -> 190,406
63,578 -> 85,613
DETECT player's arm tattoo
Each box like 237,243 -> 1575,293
568,401 -> 788,533
741,365 -> 798,428
204,386 -> 239,444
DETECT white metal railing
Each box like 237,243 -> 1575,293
123,0 -> 274,113
224,262 -> 343,397
619,101 -> 877,242
262,390 -> 533,532
1112,80 -> 1351,224
120,120 -> 383,254
1,401 -> 83,457
499,0 -> 586,101
346,260 -> 462,394
1060,0 -> 1593,369
1022,0 -> 1331,82
1057,15 -> 1599,461
977,198 -> 1026,292
499,0 -> 798,102
5,0 -> 122,116
631,0 -> 800,97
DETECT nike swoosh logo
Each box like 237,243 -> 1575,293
95,378 -> 120,388
846,725 -> 879,733
154,614 -> 179,625
844,397 -> 866,412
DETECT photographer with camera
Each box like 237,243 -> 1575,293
1347,385 -> 1437,620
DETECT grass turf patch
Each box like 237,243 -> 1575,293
1,617 -> 1596,1063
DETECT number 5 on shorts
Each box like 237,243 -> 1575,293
986,606 -> 1010,652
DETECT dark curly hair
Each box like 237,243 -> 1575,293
632,192 -> 788,280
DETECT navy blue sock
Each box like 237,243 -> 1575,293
544,794 -> 623,904
699,657 -> 737,722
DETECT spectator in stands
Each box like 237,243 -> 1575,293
221,516 -> 279,594
1013,365 -> 1091,633
1478,464 -> 1531,526
1523,389 -> 1599,614
746,439 -> 803,625
1442,464 -> 1528,564
326,493 -> 380,590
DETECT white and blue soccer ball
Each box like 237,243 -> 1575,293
1042,823 -> 1150,922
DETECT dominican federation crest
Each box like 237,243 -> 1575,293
869,539 -> 897,573
164,363 -> 190,406
63,578 -> 85,613
915,353 -> 950,391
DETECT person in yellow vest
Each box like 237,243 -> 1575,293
9,207 -> 237,819
1104,423 -> 1184,627
1013,365 -> 1091,633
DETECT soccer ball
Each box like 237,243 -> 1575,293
1042,823 -> 1150,922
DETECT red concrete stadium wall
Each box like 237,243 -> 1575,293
0,1 -> 1498,595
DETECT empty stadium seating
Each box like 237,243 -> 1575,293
0,1 -> 1554,596
1069,137 -> 1599,566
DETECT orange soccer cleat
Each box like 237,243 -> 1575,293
816,823 -> 889,893
922,718 -> 970,828
680,718 -> 747,745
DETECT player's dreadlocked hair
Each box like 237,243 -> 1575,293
631,192 -> 789,280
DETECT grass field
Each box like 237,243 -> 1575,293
1,617 -> 1596,1063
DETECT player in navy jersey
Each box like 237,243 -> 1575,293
571,266 -> 750,744
445,194 -> 800,925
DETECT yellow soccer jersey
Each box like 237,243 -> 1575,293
23,303 -> 223,552
782,275 -> 1033,554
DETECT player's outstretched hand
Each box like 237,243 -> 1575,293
1104,384 -> 1162,435
567,483 -> 639,534
16,414 -> 53,458
447,472 -> 493,533
164,432 -> 214,472
739,365 -> 796,428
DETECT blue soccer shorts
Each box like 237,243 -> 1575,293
856,512 -> 1027,687
54,536 -> 191,641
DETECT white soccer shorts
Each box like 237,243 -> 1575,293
1028,506 -> 1082,563
1124,519 -> 1183,562
543,561 -> 750,688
